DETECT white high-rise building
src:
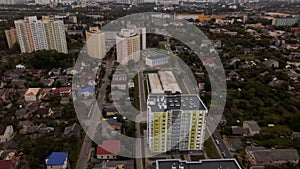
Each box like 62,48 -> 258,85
86,27 -> 106,59
14,16 -> 68,54
147,94 -> 208,153
116,29 -> 141,64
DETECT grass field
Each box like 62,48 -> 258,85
204,137 -> 221,159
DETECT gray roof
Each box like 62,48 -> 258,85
252,149 -> 299,162
243,121 -> 261,132
157,159 -> 242,169
64,123 -> 81,136
231,126 -> 244,135
147,94 -> 207,112
292,132 -> 300,138
105,160 -> 134,169
15,108 -> 27,118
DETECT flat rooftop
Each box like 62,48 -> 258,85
156,159 -> 242,169
142,49 -> 169,59
147,94 -> 207,112
148,73 -> 163,93
158,71 -> 181,93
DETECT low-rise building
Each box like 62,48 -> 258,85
0,160 -> 13,169
63,123 -> 81,138
24,88 -> 41,102
45,152 -> 68,169
143,49 -> 169,67
247,147 -> 299,166
96,140 -> 121,160
0,125 -> 14,143
243,120 -> 261,136
102,160 -> 134,169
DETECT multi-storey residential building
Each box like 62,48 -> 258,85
147,94 -> 208,153
116,29 -> 141,64
85,27 -> 106,59
14,16 -> 68,54
4,28 -> 18,49
272,16 -> 300,26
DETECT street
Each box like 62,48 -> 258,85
135,71 -> 147,169
75,58 -> 113,169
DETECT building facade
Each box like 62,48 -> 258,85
85,27 -> 106,59
272,16 -> 300,26
116,29 -> 141,64
147,94 -> 208,153
4,28 -> 18,49
14,16 -> 68,54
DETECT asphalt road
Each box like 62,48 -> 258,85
75,59 -> 113,169
212,130 -> 232,158
135,71 -> 147,169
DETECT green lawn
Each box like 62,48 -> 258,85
133,74 -> 140,111
190,155 -> 205,161
144,80 -> 149,99
204,137 -> 221,159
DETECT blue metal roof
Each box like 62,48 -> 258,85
77,87 -> 94,95
46,152 -> 68,166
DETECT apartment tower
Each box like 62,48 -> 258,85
116,29 -> 141,64
14,16 -> 68,54
147,94 -> 208,153
85,27 -> 106,59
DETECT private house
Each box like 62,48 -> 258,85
243,120 -> 261,136
20,123 -> 53,135
53,87 -> 71,96
63,123 -> 81,138
263,59 -> 279,68
203,58 -> 216,68
103,104 -> 118,116
64,67 -> 78,75
292,132 -> 300,139
102,160 -> 134,169
3,140 -> 18,150
15,108 -> 27,119
15,64 -> 26,70
111,72 -> 127,90
247,147 -> 299,166
286,44 -> 299,50
0,160 -> 13,169
24,88 -> 41,102
0,89 -> 10,102
101,118 -> 122,131
227,71 -> 240,81
45,152 -> 68,169
36,108 -> 54,118
231,126 -> 245,136
49,68 -> 61,76
0,125 -> 14,143
11,79 -> 26,88
77,87 -> 94,98
40,79 -> 55,87
96,140 -> 121,160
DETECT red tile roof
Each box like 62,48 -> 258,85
96,140 -> 121,155
53,87 -> 71,95
0,160 -> 12,169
